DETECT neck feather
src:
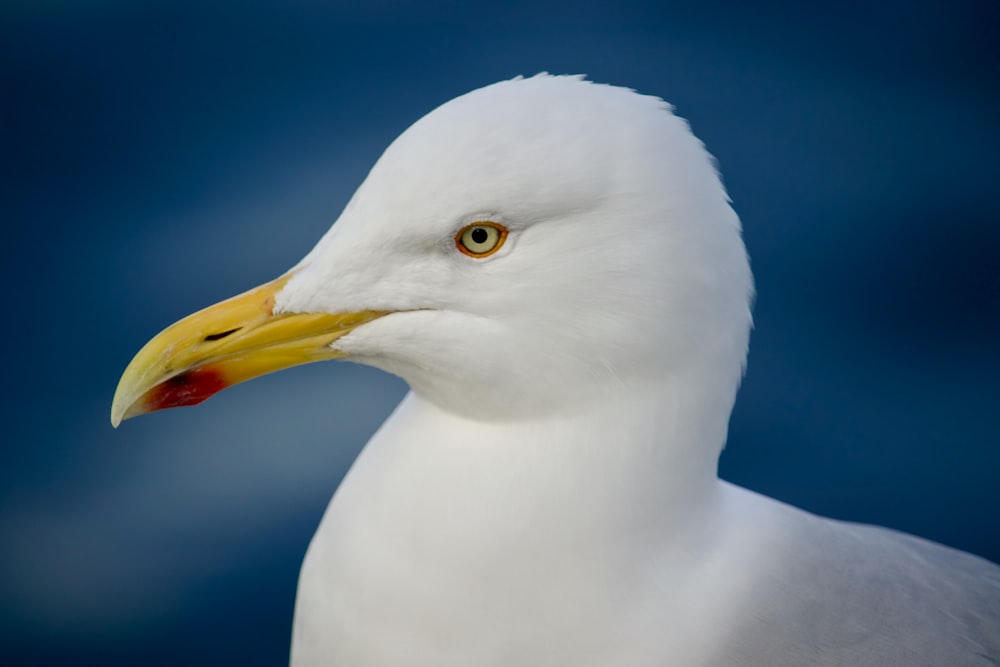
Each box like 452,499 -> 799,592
346,367 -> 733,557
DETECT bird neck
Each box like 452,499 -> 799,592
297,367 -> 744,664
348,367 -> 732,555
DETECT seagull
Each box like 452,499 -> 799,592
111,75 -> 999,666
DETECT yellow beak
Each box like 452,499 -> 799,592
110,273 -> 388,427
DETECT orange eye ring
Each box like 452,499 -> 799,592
455,221 -> 509,258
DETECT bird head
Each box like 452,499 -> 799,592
112,74 -> 752,426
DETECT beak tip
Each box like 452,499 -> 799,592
110,402 -> 125,429
110,385 -> 139,429
111,399 -> 147,428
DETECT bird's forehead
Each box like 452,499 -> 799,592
389,79 -> 640,176
297,77 -> 685,270
347,81 -> 661,230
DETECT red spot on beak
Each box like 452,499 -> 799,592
147,368 -> 228,412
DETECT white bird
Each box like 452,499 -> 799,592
111,75 -> 999,666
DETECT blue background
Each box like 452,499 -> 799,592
2,1 -> 998,664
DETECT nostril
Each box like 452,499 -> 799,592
204,328 -> 241,342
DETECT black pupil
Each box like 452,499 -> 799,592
470,227 -> 489,245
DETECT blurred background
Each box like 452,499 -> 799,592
2,0 -> 998,664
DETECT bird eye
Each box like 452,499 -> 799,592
456,222 -> 508,258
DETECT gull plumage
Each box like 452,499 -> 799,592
113,74 -> 1000,666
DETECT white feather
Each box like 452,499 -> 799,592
268,74 -> 997,666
